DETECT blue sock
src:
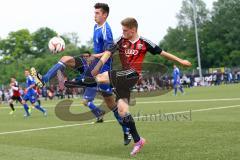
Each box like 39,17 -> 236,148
113,107 -> 130,134
35,104 -> 45,113
174,87 -> 177,95
23,104 -> 30,116
87,101 -> 102,117
179,86 -> 184,93
42,61 -> 65,83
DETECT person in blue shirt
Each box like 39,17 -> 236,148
76,52 -> 105,123
22,70 -> 47,117
30,3 -> 131,146
92,3 -> 131,145
173,65 -> 184,95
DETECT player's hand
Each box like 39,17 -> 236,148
180,60 -> 192,67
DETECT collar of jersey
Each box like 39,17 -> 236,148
125,35 -> 140,44
95,21 -> 107,30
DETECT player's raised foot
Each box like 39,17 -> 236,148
9,110 -> 15,115
130,137 -> 146,156
95,117 -> 104,123
43,110 -> 47,116
30,67 -> 45,88
124,133 -> 132,146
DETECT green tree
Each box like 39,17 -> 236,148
176,0 -> 210,28
31,27 -> 58,56
0,29 -> 33,61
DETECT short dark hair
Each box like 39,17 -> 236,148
83,51 -> 91,55
121,17 -> 138,29
94,3 -> 110,16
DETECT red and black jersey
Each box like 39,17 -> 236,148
108,36 -> 162,74
11,81 -> 21,97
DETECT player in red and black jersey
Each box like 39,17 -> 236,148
8,78 -> 23,114
64,17 -> 191,156
91,17 -> 191,156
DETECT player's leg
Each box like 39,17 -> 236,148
82,87 -> 104,122
110,69 -> 145,155
101,89 -> 132,145
67,70 -> 133,145
117,98 -> 145,156
64,71 -> 109,88
98,61 -> 129,132
8,98 -> 15,115
178,81 -> 184,94
31,95 -> 47,116
31,56 -> 78,87
173,81 -> 178,95
21,97 -> 31,117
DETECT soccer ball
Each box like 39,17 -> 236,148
48,36 -> 65,54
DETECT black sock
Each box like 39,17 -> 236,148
83,77 -> 97,87
122,113 -> 140,143
10,103 -> 15,111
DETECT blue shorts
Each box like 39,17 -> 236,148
173,80 -> 181,87
98,65 -> 112,95
23,92 -> 37,104
83,87 -> 97,101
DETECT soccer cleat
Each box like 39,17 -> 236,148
9,110 -> 15,115
30,67 -> 45,88
130,137 -> 146,156
95,117 -> 104,123
43,110 -> 47,116
124,133 -> 132,146
24,113 -> 31,118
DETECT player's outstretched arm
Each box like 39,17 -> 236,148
91,51 -> 112,76
91,53 -> 105,58
160,51 -> 192,67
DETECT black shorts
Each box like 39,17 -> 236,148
109,69 -> 139,101
11,96 -> 22,102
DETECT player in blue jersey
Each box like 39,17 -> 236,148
31,3 -> 131,145
22,70 -> 47,117
76,52 -> 104,123
173,64 -> 184,95
92,3 -> 131,144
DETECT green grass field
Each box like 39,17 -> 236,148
0,84 -> 240,160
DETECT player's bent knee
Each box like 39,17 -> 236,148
61,56 -> 74,64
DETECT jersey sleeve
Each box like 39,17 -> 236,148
102,25 -> 114,50
142,37 -> 162,55
106,37 -> 122,54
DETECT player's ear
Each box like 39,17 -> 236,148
103,12 -> 108,19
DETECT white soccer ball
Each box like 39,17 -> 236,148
48,36 -> 65,54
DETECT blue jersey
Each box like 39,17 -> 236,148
93,22 -> 113,69
26,75 -> 36,95
173,67 -> 180,82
